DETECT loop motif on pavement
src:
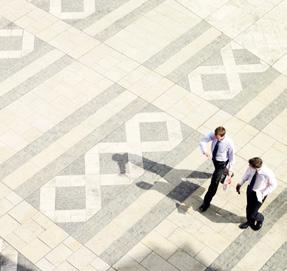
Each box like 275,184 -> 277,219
40,112 -> 183,222
50,0 -> 96,19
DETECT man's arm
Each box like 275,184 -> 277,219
236,167 -> 251,194
262,171 -> 277,198
239,167 -> 252,186
227,141 -> 235,172
199,132 -> 214,157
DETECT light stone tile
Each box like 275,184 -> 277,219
141,252 -> 178,271
236,75 -> 287,122
50,28 -> 100,59
237,143 -> 265,160
113,255 -> 148,271
167,211 -> 206,236
119,66 -> 174,103
21,238 -> 50,263
15,8 -> 57,33
155,27 -> 222,76
0,198 -> 13,216
37,20 -> 70,41
2,90 -> 135,190
0,0 -> 35,21
32,212 -> 55,229
86,184 -> 166,255
54,262 -> 79,271
195,246 -> 219,267
263,108 -> 287,145
0,49 -> 64,97
84,0 -> 148,36
218,223 -> 242,243
36,258 -> 55,271
9,201 -> 38,224
64,236 -> 82,252
168,228 -> 204,257
79,44 -> 139,82
234,214 -> 287,271
235,0 -> 287,64
262,144 -> 287,169
142,231 -> 178,259
168,249 -> 205,271
14,219 -> 44,243
232,124 -> 259,149
176,0 -> 229,18
191,225 -> 230,253
4,232 -> 28,250
207,0 -> 278,38
0,1 -> 285,270
276,160 -> 287,184
38,224 -> 68,248
67,247 -> 97,270
127,242 -> 152,263
167,95 -> 219,129
83,265 -> 98,271
152,84 -> 187,111
273,53 -> 287,75
46,244 -> 73,266
154,219 -> 178,238
0,182 -> 11,198
223,117 -> 247,137
106,0 -> 201,63
199,110 -> 233,131
91,257 -> 110,271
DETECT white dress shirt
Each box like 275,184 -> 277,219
239,165 -> 277,202
199,131 -> 235,170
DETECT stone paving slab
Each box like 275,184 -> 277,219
0,0 -> 287,271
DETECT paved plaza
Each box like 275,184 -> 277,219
0,0 -> 287,270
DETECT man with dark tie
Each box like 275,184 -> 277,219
236,157 -> 277,230
199,126 -> 235,212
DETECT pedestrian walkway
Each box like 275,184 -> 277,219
0,0 -> 286,270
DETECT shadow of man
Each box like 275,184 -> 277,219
112,153 -> 244,224
0,254 -> 36,271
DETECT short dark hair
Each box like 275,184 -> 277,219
249,157 -> 263,168
214,126 -> 226,137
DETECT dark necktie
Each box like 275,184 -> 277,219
212,140 -> 220,160
248,170 -> 258,192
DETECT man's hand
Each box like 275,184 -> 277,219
236,184 -> 241,194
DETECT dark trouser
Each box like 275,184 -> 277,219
203,159 -> 228,206
246,187 -> 266,231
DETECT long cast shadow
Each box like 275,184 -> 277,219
112,153 -> 244,224
0,254 -> 38,271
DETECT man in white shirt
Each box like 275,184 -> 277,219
199,126 -> 235,212
236,157 -> 277,230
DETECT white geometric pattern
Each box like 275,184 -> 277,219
40,112 -> 183,223
0,29 -> 35,59
86,112 -> 183,185
188,42 -> 269,100
40,175 -> 101,223
50,0 -> 96,19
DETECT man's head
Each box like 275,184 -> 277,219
249,157 -> 263,169
214,126 -> 226,141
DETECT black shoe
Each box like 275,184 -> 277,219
199,204 -> 209,213
252,221 -> 263,231
239,221 -> 249,229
